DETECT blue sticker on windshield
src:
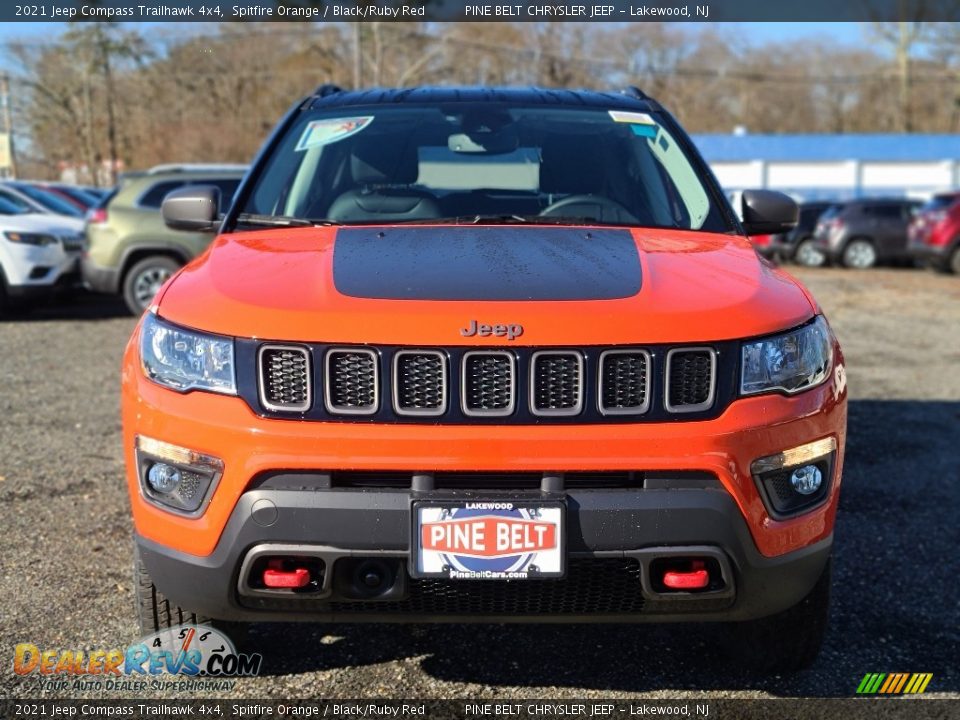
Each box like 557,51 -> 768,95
295,116 -> 373,152
631,124 -> 657,138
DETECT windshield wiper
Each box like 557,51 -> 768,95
234,213 -> 340,228
403,214 -> 533,225
401,214 -> 637,227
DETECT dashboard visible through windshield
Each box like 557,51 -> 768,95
238,104 -> 729,232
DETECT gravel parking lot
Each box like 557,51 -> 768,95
1,267 -> 958,701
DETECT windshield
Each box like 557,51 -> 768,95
239,105 -> 728,231
9,182 -> 83,217
0,196 -> 29,215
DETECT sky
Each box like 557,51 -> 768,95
0,21 -> 870,49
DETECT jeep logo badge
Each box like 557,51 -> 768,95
460,320 -> 523,341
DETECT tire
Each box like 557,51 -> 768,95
133,543 -> 248,647
122,256 -> 181,316
793,238 -> 826,268
841,239 -> 877,269
724,556 -> 831,673
950,246 -> 960,275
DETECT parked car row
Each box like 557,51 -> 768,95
753,194 -> 960,273
0,167 -> 246,315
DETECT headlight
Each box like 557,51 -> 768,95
4,231 -> 57,246
741,316 -> 833,396
140,312 -> 236,394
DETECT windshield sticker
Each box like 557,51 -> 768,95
295,116 -> 373,152
631,124 -> 658,138
609,110 -> 656,125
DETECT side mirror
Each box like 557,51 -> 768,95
161,186 -> 221,232
740,190 -> 798,235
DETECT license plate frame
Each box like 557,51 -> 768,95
411,499 -> 565,580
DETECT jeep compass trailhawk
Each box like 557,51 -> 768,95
123,86 -> 846,671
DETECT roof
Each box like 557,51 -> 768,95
691,134 -> 960,162
309,86 -> 655,112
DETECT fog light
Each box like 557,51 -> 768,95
135,435 -> 223,516
751,437 -> 836,518
147,463 -> 181,494
789,465 -> 822,495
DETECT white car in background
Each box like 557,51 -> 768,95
0,197 -> 85,313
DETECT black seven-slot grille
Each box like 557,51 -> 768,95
246,342 -> 731,423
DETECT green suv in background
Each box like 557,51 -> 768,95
82,164 -> 247,314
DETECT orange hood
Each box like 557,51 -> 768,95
156,225 -> 817,345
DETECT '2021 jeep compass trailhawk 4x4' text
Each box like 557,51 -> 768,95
123,86 -> 846,671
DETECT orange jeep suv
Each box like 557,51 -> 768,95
123,86 -> 846,671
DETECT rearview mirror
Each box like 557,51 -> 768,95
161,186 -> 221,232
740,190 -> 798,235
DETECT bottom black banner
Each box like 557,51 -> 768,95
1,699 -> 956,720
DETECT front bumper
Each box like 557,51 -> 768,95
136,485 -> 834,623
124,334 -> 846,623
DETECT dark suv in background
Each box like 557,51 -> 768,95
82,164 -> 246,314
768,201 -> 833,267
813,198 -> 920,269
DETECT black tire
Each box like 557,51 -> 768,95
724,556 -> 831,673
122,256 -> 181,316
950,246 -> 960,275
841,239 -> 877,269
133,543 -> 248,647
793,238 -> 826,268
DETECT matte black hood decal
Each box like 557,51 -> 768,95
332,226 -> 641,301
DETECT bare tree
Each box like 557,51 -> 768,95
868,21 -> 931,132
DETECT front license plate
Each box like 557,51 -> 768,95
412,500 -> 565,579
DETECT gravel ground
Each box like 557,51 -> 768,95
1,267 -> 958,702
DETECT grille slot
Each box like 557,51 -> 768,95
461,351 -> 515,417
325,348 -> 379,415
258,345 -> 311,412
330,558 -> 645,616
665,348 -> 716,413
393,351 -> 447,416
530,351 -> 583,416
598,350 -> 650,415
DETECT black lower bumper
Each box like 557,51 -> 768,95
5,283 -> 52,301
137,484 -> 832,624
908,242 -> 950,268
81,256 -> 120,294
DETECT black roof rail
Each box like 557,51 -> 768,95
313,84 -> 345,98
621,86 -> 649,100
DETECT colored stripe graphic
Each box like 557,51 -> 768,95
857,673 -> 932,694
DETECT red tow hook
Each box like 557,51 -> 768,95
263,558 -> 311,588
662,560 -> 709,590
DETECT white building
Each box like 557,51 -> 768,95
691,134 -> 960,201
